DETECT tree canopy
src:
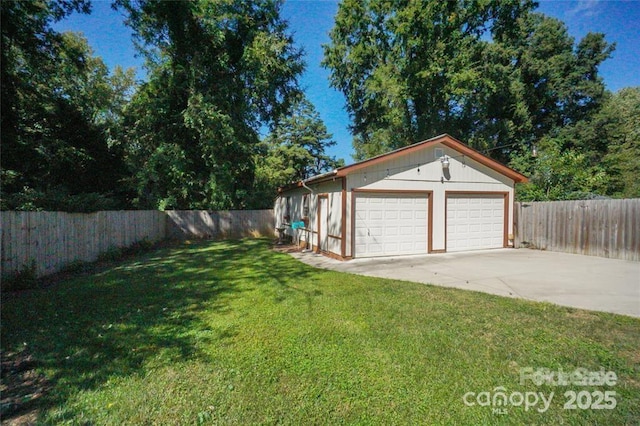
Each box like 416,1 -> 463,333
323,0 -> 614,164
1,0 -> 637,211
115,0 -> 305,210
512,87 -> 640,200
322,0 -> 639,201
249,97 -> 344,208
1,0 -> 135,211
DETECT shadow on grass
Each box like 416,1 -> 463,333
0,238 -> 315,420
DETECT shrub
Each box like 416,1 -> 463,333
98,247 -> 124,262
2,260 -> 37,292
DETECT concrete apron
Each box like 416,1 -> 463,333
289,248 -> 640,318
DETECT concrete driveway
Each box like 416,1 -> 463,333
289,249 -> 640,318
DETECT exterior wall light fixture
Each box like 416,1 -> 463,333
441,155 -> 450,170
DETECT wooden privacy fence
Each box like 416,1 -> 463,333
1,209 -> 275,279
514,199 -> 640,261
1,210 -> 166,278
165,210 -> 275,240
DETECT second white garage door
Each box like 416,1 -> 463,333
355,193 -> 429,257
447,194 -> 505,252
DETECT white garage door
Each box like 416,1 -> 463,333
447,194 -> 505,252
355,193 -> 428,257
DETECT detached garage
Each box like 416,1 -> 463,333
275,134 -> 528,260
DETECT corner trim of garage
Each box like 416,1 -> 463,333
341,177 -> 347,257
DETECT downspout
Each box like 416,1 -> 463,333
301,181 -> 314,194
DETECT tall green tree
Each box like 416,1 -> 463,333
323,0 -> 613,163
513,87 -> 640,200
1,0 -> 90,150
116,0 -> 304,210
601,88 -> 640,198
1,1 -> 136,211
249,98 -> 344,208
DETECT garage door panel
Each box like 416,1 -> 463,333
370,227 -> 383,236
399,226 -> 414,235
385,227 -> 398,236
368,244 -> 383,254
447,194 -> 504,252
385,211 -> 398,220
385,242 -> 399,251
399,242 -> 416,251
355,193 -> 429,257
369,210 -> 383,220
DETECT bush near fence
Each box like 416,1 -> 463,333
514,199 -> 640,261
1,210 -> 275,279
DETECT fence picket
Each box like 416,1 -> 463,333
1,209 -> 275,279
515,199 -> 639,261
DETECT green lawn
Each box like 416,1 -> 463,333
1,239 -> 638,424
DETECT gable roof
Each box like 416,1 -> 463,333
280,134 -> 528,192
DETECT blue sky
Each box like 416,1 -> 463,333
54,0 -> 640,163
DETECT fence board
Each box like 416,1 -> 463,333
165,210 -> 275,240
1,210 -> 166,279
515,199 -> 640,261
1,209 -> 275,279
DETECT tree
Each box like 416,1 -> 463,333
1,0 -> 90,149
601,88 -> 640,198
249,98 -> 344,208
1,1 -> 136,211
116,0 -> 304,210
322,1 -> 614,163
511,87 -> 640,201
510,137 -> 609,201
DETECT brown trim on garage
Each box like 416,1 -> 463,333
341,177 -> 347,257
316,194 -> 328,254
350,190 -> 356,259
324,251 -> 345,261
279,134 -> 527,194
334,135 -> 528,183
328,234 -> 342,240
445,191 -> 509,195
351,189 -> 434,258
503,192 -> 510,248
428,193 -> 434,253
510,194 -> 517,247
352,189 -> 434,194
431,249 -> 446,254
311,245 -> 349,261
444,191 -> 509,251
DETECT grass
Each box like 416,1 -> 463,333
1,239 -> 638,424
